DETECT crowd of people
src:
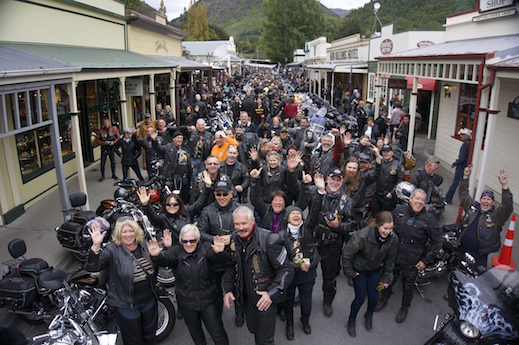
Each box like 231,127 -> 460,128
89,69 -> 513,345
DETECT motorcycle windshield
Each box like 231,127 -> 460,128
451,267 -> 519,340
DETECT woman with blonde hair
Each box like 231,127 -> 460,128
87,218 -> 159,345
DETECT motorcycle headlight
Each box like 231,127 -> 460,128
459,321 -> 480,339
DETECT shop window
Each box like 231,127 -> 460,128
455,84 -> 477,136
367,73 -> 375,103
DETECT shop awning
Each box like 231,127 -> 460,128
150,55 -> 211,71
1,43 -> 176,70
405,76 -> 438,91
306,62 -> 368,74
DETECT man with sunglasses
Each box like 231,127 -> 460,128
191,155 -> 235,205
198,179 -> 245,326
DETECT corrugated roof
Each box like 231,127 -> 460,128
377,34 -> 519,60
150,55 -> 211,70
0,45 -> 78,75
1,42 -> 176,70
182,41 -> 229,56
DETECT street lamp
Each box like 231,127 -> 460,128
371,2 -> 382,38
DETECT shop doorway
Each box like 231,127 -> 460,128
416,90 -> 432,134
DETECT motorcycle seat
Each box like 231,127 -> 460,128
74,210 -> 97,224
18,258 -> 50,277
8,238 -> 49,277
37,269 -> 73,292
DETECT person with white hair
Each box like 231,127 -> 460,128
445,128 -> 472,204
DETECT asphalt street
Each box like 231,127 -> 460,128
1,133 -> 517,344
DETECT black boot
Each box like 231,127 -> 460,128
286,321 -> 294,340
300,316 -> 311,335
364,311 -> 373,331
347,319 -> 356,338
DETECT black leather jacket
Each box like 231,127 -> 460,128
223,226 -> 295,305
198,200 -> 241,243
116,137 -> 141,166
186,129 -> 213,160
151,242 -> 228,311
220,160 -> 251,191
392,205 -> 442,266
342,226 -> 398,284
280,191 -> 323,285
376,158 -> 405,196
133,135 -> 164,162
86,243 -> 156,308
142,187 -> 210,243
458,178 -> 513,255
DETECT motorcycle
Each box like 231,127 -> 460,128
425,253 -> 519,344
0,238 -> 176,342
94,195 -> 176,287
31,279 -> 118,345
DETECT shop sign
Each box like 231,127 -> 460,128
473,7 -> 517,21
380,39 -> 393,55
479,0 -> 515,13
330,48 -> 358,61
417,40 -> 435,48
508,96 -> 519,120
388,78 -> 407,89
125,79 -> 143,97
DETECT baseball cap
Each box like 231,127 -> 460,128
328,168 -> 344,178
214,180 -> 232,192
381,144 -> 393,152
359,154 -> 372,162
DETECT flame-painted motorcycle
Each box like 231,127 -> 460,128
424,253 -> 519,344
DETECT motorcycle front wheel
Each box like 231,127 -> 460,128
157,267 -> 176,287
156,297 -> 175,343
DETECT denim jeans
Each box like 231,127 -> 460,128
349,269 -> 381,320
445,166 -> 464,203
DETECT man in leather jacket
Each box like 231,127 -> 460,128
458,164 -> 513,267
372,144 -> 405,215
376,189 -> 442,323
301,167 -> 355,317
186,118 -> 214,181
132,126 -> 164,179
220,146 -> 250,203
409,156 -> 441,205
96,117 -> 120,182
223,206 -> 295,345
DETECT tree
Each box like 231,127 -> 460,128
262,0 -> 325,63
334,15 -> 364,40
123,0 -> 142,11
187,0 -> 209,41
158,0 -> 166,16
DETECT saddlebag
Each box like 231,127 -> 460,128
56,221 -> 85,251
0,273 -> 37,309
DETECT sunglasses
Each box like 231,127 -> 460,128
181,239 -> 197,244
215,192 -> 229,197
206,162 -> 219,166
165,202 -> 179,207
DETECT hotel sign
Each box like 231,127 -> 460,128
479,0 -> 515,12
330,48 -> 358,61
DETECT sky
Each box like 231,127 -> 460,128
144,0 -> 372,21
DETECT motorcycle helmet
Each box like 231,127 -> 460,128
148,189 -> 160,203
114,187 -> 129,200
215,101 -> 222,111
395,181 -> 416,204
86,216 -> 110,233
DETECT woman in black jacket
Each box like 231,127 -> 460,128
87,218 -> 158,345
148,225 -> 229,345
137,171 -> 211,244
282,172 -> 325,340
341,211 -> 398,337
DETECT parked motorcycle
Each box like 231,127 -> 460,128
0,238 -> 175,342
425,253 -> 519,344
